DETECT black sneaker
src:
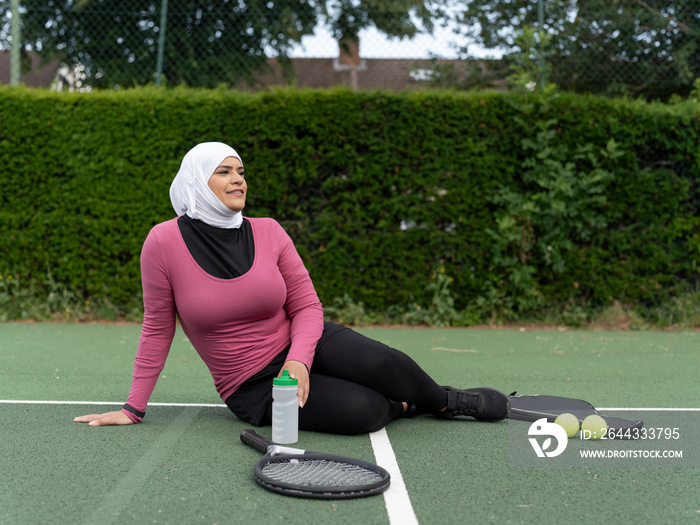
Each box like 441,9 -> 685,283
434,387 -> 511,422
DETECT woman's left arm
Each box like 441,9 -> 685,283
274,222 -> 324,385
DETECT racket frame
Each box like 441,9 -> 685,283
241,429 -> 391,499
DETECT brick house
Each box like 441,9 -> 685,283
0,51 -> 60,88
253,39 -> 505,91
1,41 -> 504,91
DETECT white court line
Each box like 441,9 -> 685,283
370,428 -> 419,525
598,408 -> 700,411
0,400 -> 227,407
2,400 -> 698,411
2,400 -> 698,410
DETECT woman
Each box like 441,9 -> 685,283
74,142 -> 510,434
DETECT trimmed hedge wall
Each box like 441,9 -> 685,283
1,86 -> 698,319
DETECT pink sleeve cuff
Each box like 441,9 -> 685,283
121,408 -> 143,424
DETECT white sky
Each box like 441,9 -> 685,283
289,23 -> 503,60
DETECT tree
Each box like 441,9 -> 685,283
451,0 -> 700,99
327,0 -> 439,42
1,0 -> 445,88
5,0 -> 319,88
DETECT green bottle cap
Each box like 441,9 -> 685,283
273,370 -> 298,386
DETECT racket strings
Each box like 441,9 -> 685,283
262,458 -> 384,487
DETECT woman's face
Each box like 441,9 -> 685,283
207,156 -> 247,212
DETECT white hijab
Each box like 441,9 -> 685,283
169,142 -> 244,229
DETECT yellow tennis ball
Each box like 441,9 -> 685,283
554,413 -> 580,438
581,414 -> 608,440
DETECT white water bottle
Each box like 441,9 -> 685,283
272,370 -> 298,444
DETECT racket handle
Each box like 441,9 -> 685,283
240,429 -> 274,453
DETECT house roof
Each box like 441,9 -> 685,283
0,51 -> 60,88
253,57 -> 506,91
1,48 -> 505,92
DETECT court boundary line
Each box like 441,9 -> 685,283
598,407 -> 700,411
370,428 -> 418,525
2,400 -> 699,411
0,400 -> 227,407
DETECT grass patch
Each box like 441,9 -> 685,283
0,272 -> 142,322
2,269 -> 697,330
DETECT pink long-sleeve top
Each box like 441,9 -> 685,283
124,217 -> 324,418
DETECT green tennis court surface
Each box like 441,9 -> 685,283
1,323 -> 698,524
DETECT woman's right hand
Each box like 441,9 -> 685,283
73,410 -> 134,426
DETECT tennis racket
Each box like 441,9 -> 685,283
240,429 -> 390,499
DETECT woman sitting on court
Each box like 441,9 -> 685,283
74,142 -> 510,434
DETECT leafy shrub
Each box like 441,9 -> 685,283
0,86 -> 698,324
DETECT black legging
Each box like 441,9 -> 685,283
227,323 -> 449,435
299,325 -> 448,434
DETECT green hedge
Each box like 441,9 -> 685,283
1,86 -> 698,321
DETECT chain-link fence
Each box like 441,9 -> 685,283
448,0 -> 700,100
1,0 -> 699,98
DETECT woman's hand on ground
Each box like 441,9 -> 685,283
73,410 -> 134,426
281,360 -> 309,408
